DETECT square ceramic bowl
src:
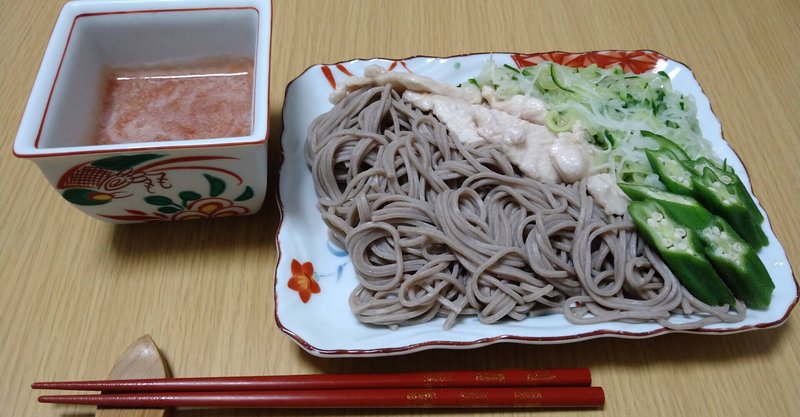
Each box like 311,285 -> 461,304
13,0 -> 271,223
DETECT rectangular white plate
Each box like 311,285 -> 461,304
275,51 -> 798,357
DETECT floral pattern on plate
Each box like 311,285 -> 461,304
288,259 -> 320,303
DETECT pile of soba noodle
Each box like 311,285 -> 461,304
305,84 -> 746,330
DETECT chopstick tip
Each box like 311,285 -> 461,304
595,386 -> 606,406
38,395 -> 56,403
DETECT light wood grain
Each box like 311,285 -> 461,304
2,1 -> 798,416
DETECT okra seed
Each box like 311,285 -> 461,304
706,226 -> 721,239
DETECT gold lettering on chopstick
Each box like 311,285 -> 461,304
458,390 -> 490,406
513,389 -> 543,406
422,373 -> 453,387
474,372 -> 506,383
406,390 -> 438,407
526,371 -> 557,383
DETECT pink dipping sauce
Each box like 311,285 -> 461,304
94,57 -> 253,144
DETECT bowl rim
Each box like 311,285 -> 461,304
13,0 -> 273,159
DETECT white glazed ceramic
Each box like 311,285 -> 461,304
13,0 -> 271,223
275,51 -> 798,357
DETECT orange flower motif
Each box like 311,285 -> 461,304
171,197 -> 249,220
288,259 -> 320,303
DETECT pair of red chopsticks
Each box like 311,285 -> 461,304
34,369 -> 604,409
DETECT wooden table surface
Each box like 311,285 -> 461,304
2,0 -> 799,416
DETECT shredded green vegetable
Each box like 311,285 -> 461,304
473,61 -> 716,188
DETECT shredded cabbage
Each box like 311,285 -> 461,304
472,61 -> 716,188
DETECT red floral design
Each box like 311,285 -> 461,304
171,197 -> 249,220
511,50 -> 666,74
322,60 -> 410,89
288,259 -> 320,303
